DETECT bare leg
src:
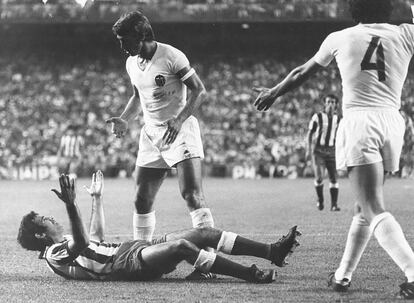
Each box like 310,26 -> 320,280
326,159 -> 339,209
133,167 -> 168,240
162,227 -> 284,261
176,158 -> 215,278
134,167 -> 168,214
312,155 -> 325,209
176,158 -> 207,211
141,239 -> 272,282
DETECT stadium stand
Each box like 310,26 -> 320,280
1,0 -> 414,179
1,54 -> 413,179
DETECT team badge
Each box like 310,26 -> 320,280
155,75 -> 166,87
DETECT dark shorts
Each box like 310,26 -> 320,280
110,236 -> 168,281
313,146 -> 336,166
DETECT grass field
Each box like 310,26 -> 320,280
1,177 -> 414,302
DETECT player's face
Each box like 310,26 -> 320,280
324,97 -> 338,115
117,33 -> 143,56
34,215 -> 64,239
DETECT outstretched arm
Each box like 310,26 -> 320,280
84,171 -> 105,242
51,175 -> 89,255
253,58 -> 323,111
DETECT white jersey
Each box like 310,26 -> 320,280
126,42 -> 194,126
313,23 -> 414,113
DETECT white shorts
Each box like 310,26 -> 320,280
136,116 -> 204,169
336,109 -> 405,172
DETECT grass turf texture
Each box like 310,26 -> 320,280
1,177 -> 413,302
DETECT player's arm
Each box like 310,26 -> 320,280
253,58 -> 323,111
177,66 -> 207,122
51,175 -> 89,255
84,171 -> 105,242
106,84 -> 140,138
162,66 -> 207,145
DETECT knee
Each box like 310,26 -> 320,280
314,177 -> 323,185
134,191 -> 154,211
171,239 -> 198,257
194,227 -> 214,239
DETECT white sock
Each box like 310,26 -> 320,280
216,231 -> 238,254
371,212 -> 414,282
335,214 -> 371,281
329,182 -> 339,189
190,208 -> 214,228
133,211 -> 156,241
193,249 -> 217,273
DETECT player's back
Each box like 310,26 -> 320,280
323,23 -> 414,112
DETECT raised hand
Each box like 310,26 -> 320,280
106,117 -> 128,138
51,174 -> 76,205
252,87 -> 277,111
84,170 -> 104,197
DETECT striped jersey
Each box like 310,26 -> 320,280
308,112 -> 341,148
43,236 -> 121,280
59,135 -> 84,158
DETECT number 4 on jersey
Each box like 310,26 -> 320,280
360,36 -> 386,82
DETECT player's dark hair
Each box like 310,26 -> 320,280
17,211 -> 48,251
323,94 -> 339,104
348,0 -> 392,23
112,11 -> 155,41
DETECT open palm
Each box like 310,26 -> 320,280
84,170 -> 104,196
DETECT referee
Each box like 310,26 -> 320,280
306,95 -> 341,211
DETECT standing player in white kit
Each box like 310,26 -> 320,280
107,11 -> 215,279
253,0 -> 414,298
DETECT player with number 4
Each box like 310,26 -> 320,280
252,0 -> 414,298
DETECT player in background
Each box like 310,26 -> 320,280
106,11 -> 215,279
306,94 -> 341,211
17,173 -> 300,283
57,124 -> 84,179
252,0 -> 414,298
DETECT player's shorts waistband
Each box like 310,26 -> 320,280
343,107 -> 399,115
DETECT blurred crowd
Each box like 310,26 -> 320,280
1,0 -> 412,22
1,54 -> 414,178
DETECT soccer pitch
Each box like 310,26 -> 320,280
1,177 -> 413,302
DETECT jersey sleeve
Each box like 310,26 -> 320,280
312,33 -> 337,67
125,57 -> 134,85
308,113 -> 318,131
169,47 -> 190,74
45,241 -> 78,266
400,24 -> 414,55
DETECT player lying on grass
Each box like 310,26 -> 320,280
17,172 -> 300,282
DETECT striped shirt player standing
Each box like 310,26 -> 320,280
306,95 -> 341,211
57,125 -> 84,179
